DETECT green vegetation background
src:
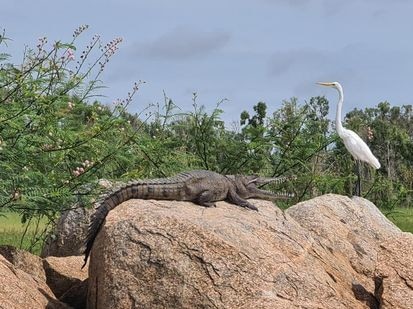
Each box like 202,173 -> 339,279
0,27 -> 412,254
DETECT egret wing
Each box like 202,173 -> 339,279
341,129 -> 380,169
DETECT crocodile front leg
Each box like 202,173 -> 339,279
226,189 -> 258,211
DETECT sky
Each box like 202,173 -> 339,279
2,0 -> 413,123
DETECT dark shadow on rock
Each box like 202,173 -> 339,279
351,282 -> 379,309
43,259 -> 84,299
373,276 -> 384,308
59,278 -> 88,309
38,287 -> 72,309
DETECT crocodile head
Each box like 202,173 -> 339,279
228,175 -> 294,200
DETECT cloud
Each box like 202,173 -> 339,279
267,42 -> 413,112
132,27 -> 231,60
268,42 -> 385,80
259,0 -> 307,6
268,50 -> 328,77
258,0 -> 409,17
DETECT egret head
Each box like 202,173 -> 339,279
316,81 -> 342,92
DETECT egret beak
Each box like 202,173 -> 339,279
316,82 -> 335,87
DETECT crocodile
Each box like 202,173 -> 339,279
83,170 -> 292,267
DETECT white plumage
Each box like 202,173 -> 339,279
317,81 -> 380,195
338,127 -> 380,169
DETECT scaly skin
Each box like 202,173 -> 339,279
83,170 -> 292,267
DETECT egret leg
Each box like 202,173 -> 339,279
356,160 -> 361,197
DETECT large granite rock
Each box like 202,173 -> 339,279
375,233 -> 413,309
86,194 -> 413,309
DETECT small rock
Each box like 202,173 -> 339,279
41,179 -> 122,258
41,205 -> 93,257
0,245 -> 46,282
0,254 -> 70,309
44,256 -> 88,299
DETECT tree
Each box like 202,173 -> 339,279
0,28 -> 144,251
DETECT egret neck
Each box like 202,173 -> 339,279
335,83 -> 344,137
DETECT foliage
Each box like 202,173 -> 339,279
0,28 -> 412,252
238,97 -> 413,209
0,27 -> 146,250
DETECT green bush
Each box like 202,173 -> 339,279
0,27 -> 147,250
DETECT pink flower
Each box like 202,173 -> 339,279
367,127 -> 374,141
66,49 -> 75,61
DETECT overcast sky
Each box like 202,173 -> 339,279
2,0 -> 413,122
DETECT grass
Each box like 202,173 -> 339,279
386,207 -> 413,233
0,211 -> 48,255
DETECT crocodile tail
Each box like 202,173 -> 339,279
82,176 -> 187,268
82,187 -> 130,268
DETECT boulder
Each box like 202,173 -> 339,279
41,179 -> 122,258
41,205 -> 93,257
375,233 -> 413,309
0,244 -> 46,282
43,255 -> 88,299
286,194 -> 402,301
0,254 -> 70,309
87,194 -> 413,309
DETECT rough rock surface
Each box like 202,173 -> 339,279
285,195 -> 408,309
41,205 -> 93,257
44,255 -> 88,298
0,245 -> 46,282
87,194 -> 413,309
0,254 -> 70,309
375,233 -> 413,308
41,179 -> 121,258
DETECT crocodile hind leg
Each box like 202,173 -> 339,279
194,190 -> 217,208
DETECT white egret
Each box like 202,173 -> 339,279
317,81 -> 380,196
